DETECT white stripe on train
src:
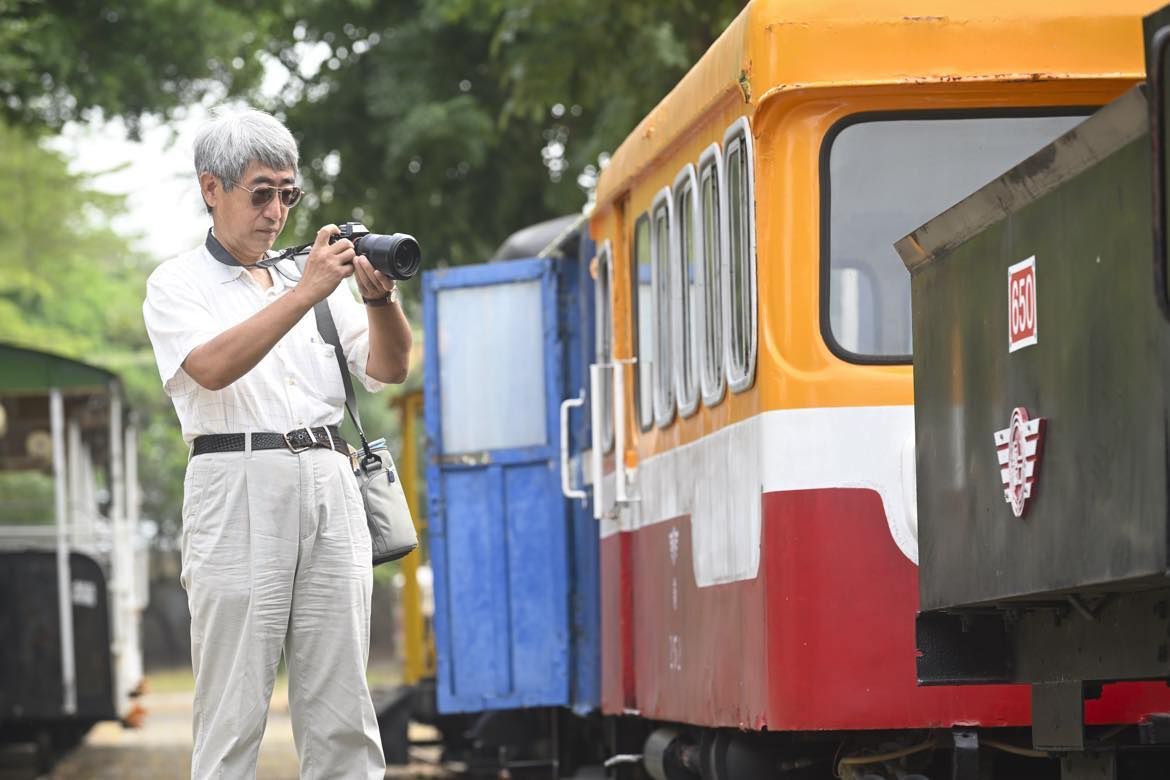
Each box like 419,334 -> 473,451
602,406 -> 918,588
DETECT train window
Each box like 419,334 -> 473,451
633,214 -> 654,431
723,118 -> 757,393
436,280 -> 547,452
672,165 -> 701,418
697,144 -> 726,406
824,112 -> 1084,360
595,241 -> 615,453
651,187 -> 676,427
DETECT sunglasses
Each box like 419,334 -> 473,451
239,183 -> 304,208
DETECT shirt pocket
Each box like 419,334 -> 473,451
298,341 -> 347,406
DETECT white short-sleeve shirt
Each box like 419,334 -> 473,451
143,242 -> 385,443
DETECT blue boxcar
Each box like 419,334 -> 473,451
421,221 -> 600,735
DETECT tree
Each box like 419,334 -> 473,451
0,1 -> 747,543
3,0 -> 745,268
0,0 -> 282,543
0,121 -> 146,354
0,119 -> 189,539
264,0 -> 745,267
0,0 -> 289,136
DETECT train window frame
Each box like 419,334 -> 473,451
672,164 -> 702,419
651,186 -> 677,428
723,117 -> 758,394
697,143 -> 727,407
632,213 -> 654,431
595,240 -> 615,453
818,107 -> 1093,365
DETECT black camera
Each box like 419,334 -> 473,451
331,222 -> 421,281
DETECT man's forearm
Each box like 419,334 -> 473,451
365,302 -> 412,384
182,288 -> 316,390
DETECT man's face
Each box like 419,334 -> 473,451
203,161 -> 296,264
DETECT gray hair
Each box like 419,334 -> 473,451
193,108 -> 299,208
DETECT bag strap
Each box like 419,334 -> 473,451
291,253 -> 376,463
313,301 -> 371,447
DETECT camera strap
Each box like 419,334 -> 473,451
204,228 -> 307,280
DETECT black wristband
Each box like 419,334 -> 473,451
363,293 -> 391,307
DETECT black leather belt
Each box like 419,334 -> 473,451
192,426 -> 349,458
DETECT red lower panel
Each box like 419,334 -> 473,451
761,488 -> 1026,729
600,533 -> 631,714
599,487 -> 1170,730
630,517 -> 770,727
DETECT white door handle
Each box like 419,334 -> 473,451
589,365 -> 605,518
560,390 -> 586,501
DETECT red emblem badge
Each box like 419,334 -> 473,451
993,407 -> 1046,518
1008,255 -> 1037,353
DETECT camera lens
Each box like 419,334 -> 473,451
354,233 -> 422,280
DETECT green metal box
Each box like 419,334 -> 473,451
898,88 -> 1168,615
895,7 -> 1170,752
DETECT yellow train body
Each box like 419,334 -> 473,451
592,0 -> 1158,462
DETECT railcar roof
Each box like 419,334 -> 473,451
490,214 -> 582,262
0,342 -> 121,396
595,0 -> 1162,207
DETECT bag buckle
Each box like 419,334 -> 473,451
284,427 -> 318,453
360,452 -> 382,474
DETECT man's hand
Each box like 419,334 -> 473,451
184,225 -> 346,388
297,224 -> 356,304
353,248 -> 411,384
353,255 -> 398,302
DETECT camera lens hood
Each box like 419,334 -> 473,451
355,232 -> 421,281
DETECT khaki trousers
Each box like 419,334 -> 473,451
180,445 -> 385,779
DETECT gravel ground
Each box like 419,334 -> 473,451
1,685 -> 453,780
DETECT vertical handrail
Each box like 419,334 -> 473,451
560,390 -> 587,501
589,365 -> 605,519
126,419 -> 145,609
614,358 -> 639,504
109,390 -> 132,719
51,388 -> 76,715
614,360 -> 628,503
66,419 -> 82,545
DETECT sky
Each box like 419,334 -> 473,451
49,109 -> 212,262
46,44 -> 332,263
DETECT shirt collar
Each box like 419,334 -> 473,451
202,228 -> 290,288
203,228 -> 247,283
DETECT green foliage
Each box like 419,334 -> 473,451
3,0 -> 746,267
0,0 -> 747,548
0,121 -> 149,356
3,0 -> 746,262
0,470 -> 54,524
0,0 -> 286,136
0,121 -> 184,538
267,0 -> 745,268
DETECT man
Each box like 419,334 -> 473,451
143,108 -> 410,779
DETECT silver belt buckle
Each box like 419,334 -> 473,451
284,426 -> 318,453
